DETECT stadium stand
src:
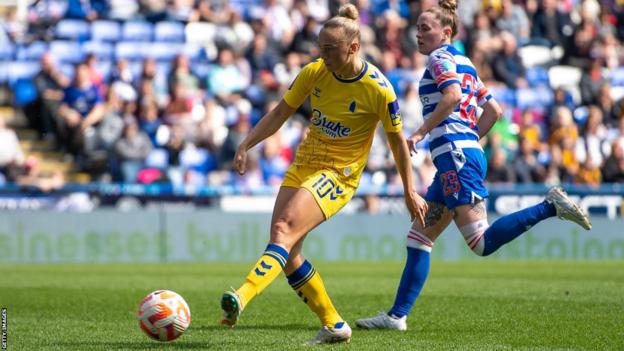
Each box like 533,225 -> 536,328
0,0 -> 623,194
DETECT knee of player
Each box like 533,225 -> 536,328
270,220 -> 294,248
459,219 -> 489,256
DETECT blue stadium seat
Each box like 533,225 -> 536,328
146,42 -> 183,62
0,43 -> 15,60
95,60 -> 113,82
180,147 -> 217,173
154,21 -> 185,42
11,78 -> 38,107
115,42 -> 148,61
193,63 -> 213,81
145,149 -> 170,169
82,41 -> 114,61
91,20 -> 122,42
516,86 -> 554,110
55,19 -> 91,41
122,21 -> 154,41
50,41 -> 85,64
183,43 -> 205,63
526,66 -> 550,87
7,61 -> 40,85
59,64 -> 76,81
611,67 -> 624,87
16,41 -> 48,61
489,86 -> 517,107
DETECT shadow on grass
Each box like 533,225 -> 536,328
193,323 -> 317,331
57,341 -> 211,350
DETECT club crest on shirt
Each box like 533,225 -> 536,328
311,108 -> 351,138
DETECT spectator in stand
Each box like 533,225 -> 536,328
602,138 -> 624,182
58,63 -> 106,155
138,102 -> 162,147
577,106 -> 609,168
168,55 -> 201,100
260,132 -> 290,186
486,148 -> 516,183
207,47 -> 249,100
580,58 -> 606,106
0,117 -> 26,184
114,118 -> 153,182
492,31 -> 527,90
84,54 -> 105,96
290,16 -> 321,59
108,0 -> 139,21
575,156 -> 602,186
196,98 -> 228,154
465,11 -> 496,57
530,0 -> 574,51
32,53 -> 69,143
64,0 -> 99,20
496,0 -> 530,46
513,137 -> 546,183
597,83 -> 622,127
246,33 -> 280,75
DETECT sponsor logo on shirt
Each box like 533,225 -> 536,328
311,109 -> 351,138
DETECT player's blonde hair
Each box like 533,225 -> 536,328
322,3 -> 360,43
425,0 -> 459,38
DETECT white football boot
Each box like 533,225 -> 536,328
306,321 -> 352,345
546,187 -> 592,230
220,290 -> 242,327
355,311 -> 407,331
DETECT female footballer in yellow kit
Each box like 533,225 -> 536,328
219,3 -> 428,344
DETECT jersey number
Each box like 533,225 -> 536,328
460,75 -> 478,127
312,173 -> 342,200
441,170 -> 461,196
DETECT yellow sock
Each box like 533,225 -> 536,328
287,260 -> 342,327
236,244 -> 289,308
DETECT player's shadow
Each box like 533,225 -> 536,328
57,341 -> 211,350
195,323 -> 317,331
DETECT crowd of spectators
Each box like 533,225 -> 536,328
1,0 -> 624,193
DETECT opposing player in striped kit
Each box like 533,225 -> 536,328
356,0 -> 592,331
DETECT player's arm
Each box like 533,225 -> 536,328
407,83 -> 462,154
234,99 -> 296,174
386,131 -> 428,226
477,98 -> 503,139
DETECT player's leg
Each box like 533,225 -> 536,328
357,170 -> 453,330
452,149 -> 591,257
221,186 -> 325,326
285,238 -> 350,344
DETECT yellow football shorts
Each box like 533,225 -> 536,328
282,165 -> 357,219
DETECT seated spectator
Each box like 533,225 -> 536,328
114,118 -> 153,182
513,137 -> 546,183
58,63 -> 106,155
208,47 -> 250,100
168,55 -> 200,100
496,0 -> 530,46
0,117 -> 26,184
32,53 -> 70,143
487,148 -> 516,183
602,139 -> 624,182
492,31 -> 527,89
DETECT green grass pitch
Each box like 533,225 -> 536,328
1,261 -> 622,350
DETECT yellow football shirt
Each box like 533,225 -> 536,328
283,59 -> 402,184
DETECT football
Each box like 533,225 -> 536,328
138,290 -> 191,342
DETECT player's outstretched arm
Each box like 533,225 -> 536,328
387,131 -> 428,226
477,98 -> 503,139
234,99 -> 296,175
406,83 -> 462,155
